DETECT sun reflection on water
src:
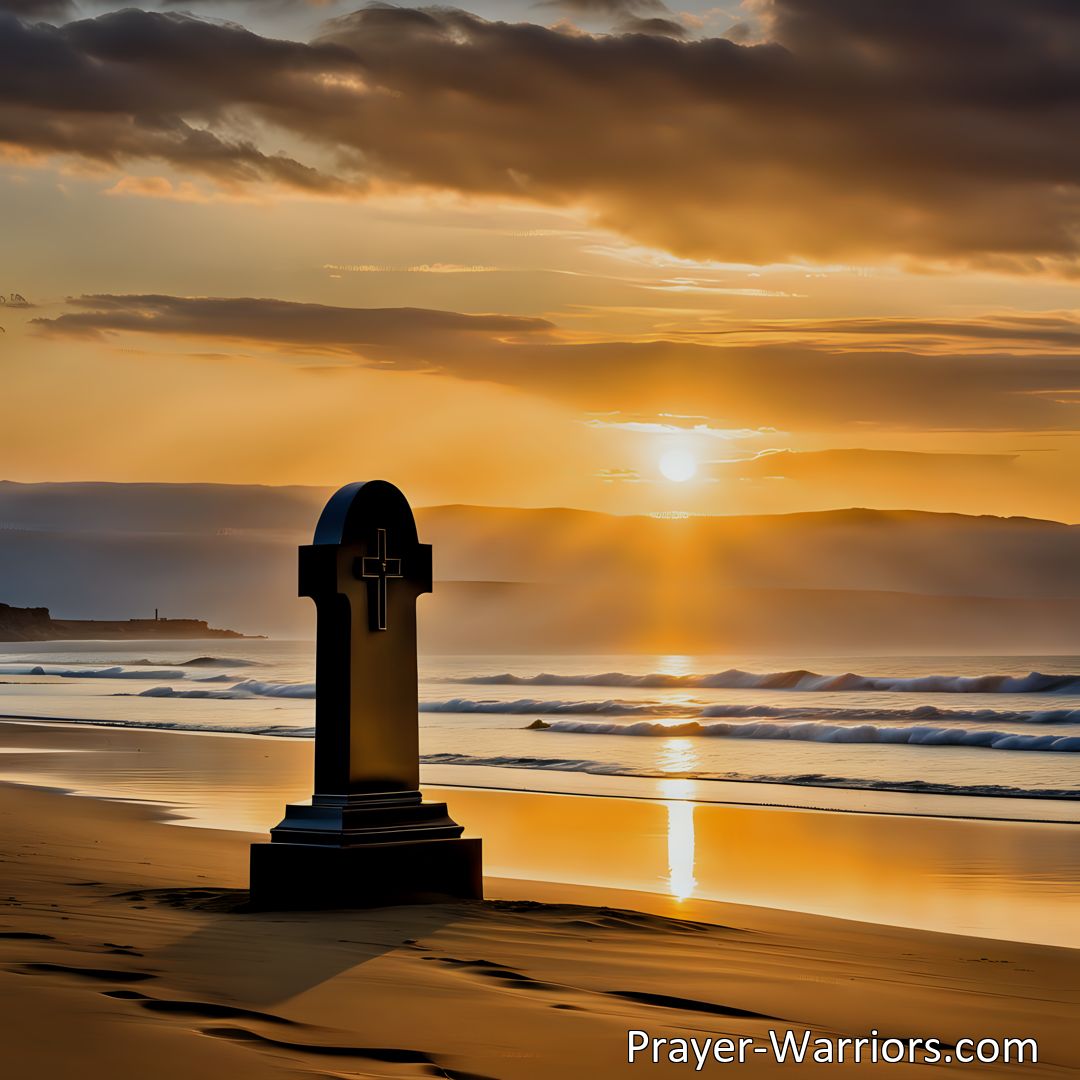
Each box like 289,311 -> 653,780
657,736 -> 698,774
656,654 -> 693,676
659,777 -> 698,901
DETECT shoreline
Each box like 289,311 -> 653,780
2,712 -> 1078,823
1,719 -> 1078,947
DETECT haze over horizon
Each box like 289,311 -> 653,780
2,0 -> 1080,525
0,476 -> 1076,525
1,480 -> 1078,651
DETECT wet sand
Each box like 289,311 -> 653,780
0,722 -> 1077,1077
0,719 -> 1077,944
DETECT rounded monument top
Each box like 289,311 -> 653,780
312,480 -> 420,547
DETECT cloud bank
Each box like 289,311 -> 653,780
34,294 -> 1080,431
35,294 -> 553,358
0,0 -> 76,16
2,1 -> 1079,268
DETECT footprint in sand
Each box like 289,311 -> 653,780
420,954 -> 782,1024
423,956 -> 563,992
14,962 -> 156,983
604,989 -> 779,1020
201,1028 -> 500,1080
101,941 -> 143,956
138,998 -> 303,1025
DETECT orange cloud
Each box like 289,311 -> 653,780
105,175 -> 212,202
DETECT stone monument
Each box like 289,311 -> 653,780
249,480 -> 482,908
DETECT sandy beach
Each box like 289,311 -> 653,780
1,720 -> 1077,1078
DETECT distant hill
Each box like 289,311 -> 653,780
1,481 -> 1078,652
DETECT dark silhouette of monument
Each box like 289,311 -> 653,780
250,480 -> 482,908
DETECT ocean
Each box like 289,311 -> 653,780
1,640 -> 1077,819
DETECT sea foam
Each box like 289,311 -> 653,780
135,679 -> 315,699
421,752 -> 1080,800
418,697 -> 688,716
527,718 -> 1080,751
5,665 -> 190,680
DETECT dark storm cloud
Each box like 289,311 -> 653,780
308,1 -> 1080,267
616,17 -> 686,38
33,295 -> 1080,432
0,0 -> 76,17
0,8 -> 354,189
157,0 -> 348,8
543,0 -> 668,14
3,2 -> 1080,266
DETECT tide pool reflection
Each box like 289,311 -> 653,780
660,777 -> 697,900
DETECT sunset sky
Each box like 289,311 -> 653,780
3,0 -> 1080,521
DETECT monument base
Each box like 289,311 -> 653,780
249,836 -> 483,910
268,790 -> 466,846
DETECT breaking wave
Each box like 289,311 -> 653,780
0,665 -> 190,680
122,691 -> 689,713
423,752 -> 628,774
527,718 -> 1080,752
4,715 -> 1074,803
698,703 -> 1080,724
0,657 -> 254,678
134,679 -> 315,699
421,752 -> 1080,801
121,656 -> 256,668
420,698 -> 1080,725
418,697 -> 688,716
177,656 -> 257,667
454,668 -> 1080,694
107,685 -> 1080,729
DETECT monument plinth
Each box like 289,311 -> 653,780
250,480 -> 482,908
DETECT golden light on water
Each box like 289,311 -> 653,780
659,777 -> 698,901
656,654 -> 693,676
657,736 -> 698,772
658,740 -> 700,900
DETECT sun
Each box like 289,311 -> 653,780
659,448 -> 697,482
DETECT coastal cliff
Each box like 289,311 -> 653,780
0,603 -> 254,641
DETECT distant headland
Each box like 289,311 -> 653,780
0,603 -> 260,641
